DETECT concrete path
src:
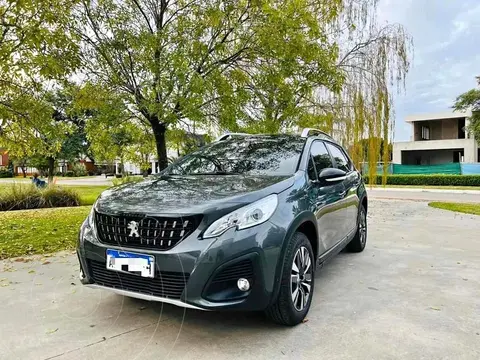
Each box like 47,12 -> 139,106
1,199 -> 479,360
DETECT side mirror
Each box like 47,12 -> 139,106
317,168 -> 346,185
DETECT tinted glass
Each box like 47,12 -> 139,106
326,143 -> 351,172
310,141 -> 333,173
164,135 -> 305,176
307,156 -> 316,180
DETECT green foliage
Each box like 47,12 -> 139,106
428,202 -> 480,216
71,163 -> 87,177
73,0 -> 348,169
364,175 -> 480,187
0,206 -> 90,259
0,167 -> 13,178
0,184 -> 80,211
453,76 -> 480,141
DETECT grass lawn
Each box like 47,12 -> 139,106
58,185 -> 109,205
0,206 -> 91,259
428,202 -> 480,216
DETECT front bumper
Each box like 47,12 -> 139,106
77,217 -> 287,311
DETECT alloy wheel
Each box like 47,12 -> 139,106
291,246 -> 313,311
359,209 -> 367,246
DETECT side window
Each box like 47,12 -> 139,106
307,156 -> 316,180
310,141 -> 333,176
325,143 -> 351,172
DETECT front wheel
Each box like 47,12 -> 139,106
347,204 -> 367,252
265,232 -> 315,326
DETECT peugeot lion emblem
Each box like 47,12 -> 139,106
127,221 -> 140,238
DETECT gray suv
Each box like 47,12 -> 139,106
77,129 -> 368,326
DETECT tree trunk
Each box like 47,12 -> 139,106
151,120 -> 168,170
47,156 -> 55,184
21,165 -> 27,178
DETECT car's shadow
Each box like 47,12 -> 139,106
112,251 -> 354,330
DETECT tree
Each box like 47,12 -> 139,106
0,86 -> 83,183
297,0 -> 411,185
453,76 -> 480,141
72,0 -> 348,170
0,1 -> 80,182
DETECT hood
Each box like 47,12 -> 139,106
95,174 -> 295,216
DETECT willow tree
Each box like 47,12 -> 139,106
299,0 -> 412,185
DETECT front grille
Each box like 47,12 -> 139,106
88,260 -> 189,299
95,211 -> 200,250
211,259 -> 254,284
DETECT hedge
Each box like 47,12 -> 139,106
0,169 -> 13,178
363,175 -> 480,187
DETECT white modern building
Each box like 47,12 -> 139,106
393,111 -> 479,165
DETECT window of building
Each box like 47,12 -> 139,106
421,126 -> 430,140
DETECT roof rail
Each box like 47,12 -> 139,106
214,133 -> 250,141
300,128 -> 334,139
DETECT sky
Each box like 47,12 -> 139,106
377,0 -> 480,141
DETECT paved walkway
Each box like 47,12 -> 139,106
1,199 -> 479,359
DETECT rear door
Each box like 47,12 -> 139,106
324,142 -> 360,238
308,141 -> 346,252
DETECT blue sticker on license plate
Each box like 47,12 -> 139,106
106,249 -> 155,278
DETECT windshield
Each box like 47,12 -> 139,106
164,135 -> 305,176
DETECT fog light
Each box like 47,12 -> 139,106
237,278 -> 250,291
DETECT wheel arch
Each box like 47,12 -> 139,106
270,211 -> 318,306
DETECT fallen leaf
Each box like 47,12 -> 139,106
28,270 -> 36,274
301,318 -> 309,323
139,306 -> 146,311
430,306 -> 441,311
42,261 -> 51,265
46,328 -> 58,334
368,287 -> 379,291
70,282 -> 76,286
90,324 -> 96,328
35,282 -> 42,286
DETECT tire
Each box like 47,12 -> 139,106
347,204 -> 367,253
265,232 -> 315,326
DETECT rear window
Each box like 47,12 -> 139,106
165,136 -> 306,176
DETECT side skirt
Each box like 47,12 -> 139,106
316,228 -> 356,269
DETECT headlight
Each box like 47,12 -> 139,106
203,194 -> 278,238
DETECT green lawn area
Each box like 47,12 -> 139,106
428,202 -> 480,216
58,185 -> 109,205
0,206 -> 91,259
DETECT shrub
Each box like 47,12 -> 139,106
112,175 -> 144,186
364,175 -> 480,187
0,184 -> 80,211
65,170 -> 75,177
0,168 -> 14,178
71,163 -> 87,177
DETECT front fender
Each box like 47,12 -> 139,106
269,211 -> 318,306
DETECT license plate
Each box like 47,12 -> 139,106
106,249 -> 155,278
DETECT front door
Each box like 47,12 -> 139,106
307,141 -> 346,252
325,142 -> 360,237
